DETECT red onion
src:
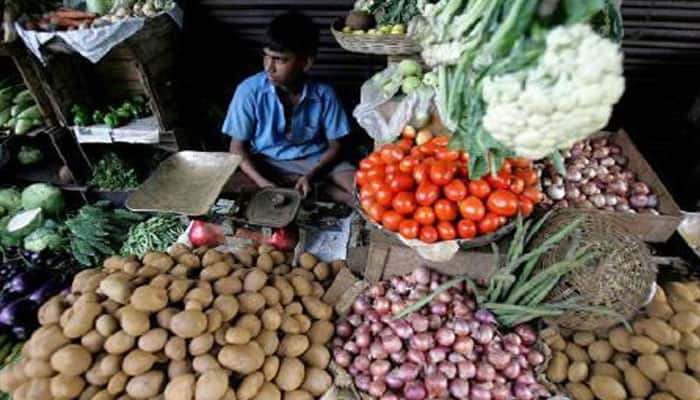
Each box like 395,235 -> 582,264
385,290 -> 401,303
379,327 -> 394,339
453,302 -> 471,317
333,349 -> 352,367
467,320 -> 481,334
581,181 -> 599,195
353,355 -> 370,372
516,372 -> 536,386
527,351 -> 545,366
410,333 -> 434,351
458,361 -> 476,379
575,199 -> 594,208
448,353 -> 466,363
347,314 -> 362,327
600,156 -> 616,167
409,288 -> 429,300
604,194 -> 619,206
391,320 -> 413,339
475,309 -> 497,324
356,332 -> 371,349
425,372 -> 449,398
353,297 -> 370,314
389,350 -> 406,364
370,341 -> 388,360
631,182 -> 650,195
393,279 -> 410,294
494,375 -> 506,385
344,341 -> 359,354
430,302 -> 448,316
436,291 -> 452,303
612,154 -> 626,165
374,297 -> 391,315
470,385 -> 492,400
406,348 -> 426,365
449,379 -> 470,398
475,325 -> 495,345
385,370 -> 404,390
380,393 -> 398,400
514,384 -> 534,400
515,325 -> 536,345
518,355 -> 529,368
476,363 -> 496,382
410,314 -> 429,332
592,147 -> 609,159
436,328 -> 456,346
369,283 -> 385,297
487,350 -> 511,370
332,338 -> 344,348
503,361 -> 521,379
355,375 -> 371,392
453,337 -> 474,354
428,347 -> 448,364
454,319 -> 471,336
367,310 -> 380,323
615,203 -> 631,212
403,382 -> 426,400
390,302 -> 404,315
349,365 -> 360,376
429,315 -> 443,330
547,185 -> 565,200
565,167 -> 582,182
397,363 -> 420,380
438,361 -> 457,379
336,321 -> 352,338
412,267 -> 431,285
647,194 -> 658,208
590,193 -> 606,208
630,194 -> 649,209
382,336 -> 402,353
492,384 -> 511,400
370,360 -> 392,377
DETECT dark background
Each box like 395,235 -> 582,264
179,0 -> 700,210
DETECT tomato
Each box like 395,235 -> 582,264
392,192 -> 416,215
414,206 -> 436,226
415,182 -> 440,206
486,190 -> 519,217
431,136 -> 449,147
429,161 -> 456,186
456,220 -> 477,239
444,180 -> 467,202
413,163 -> 430,184
360,197 -> 374,212
457,166 -> 469,179
355,170 -> 369,187
380,145 -> 404,164
509,177 -> 525,194
516,169 -> 539,186
386,173 -> 396,183
410,146 -> 423,158
436,221 -> 457,240
518,196 -> 534,216
434,199 -> 458,222
398,219 -> 420,240
457,196 -> 486,221
510,157 -> 532,169
366,203 -> 385,223
399,156 -> 420,173
522,186 -> 543,204
359,158 -> 376,171
397,138 -> 414,152
366,166 -> 385,183
461,151 -> 470,162
375,187 -> 394,207
385,163 -> 399,176
486,171 -> 511,190
468,179 -> 491,199
500,160 -> 513,174
419,226 -> 439,243
368,179 -> 384,193
436,149 -> 460,162
419,142 -> 437,156
478,213 -> 500,234
381,210 -> 403,232
389,173 -> 414,193
359,186 -> 375,200
402,125 -> 417,139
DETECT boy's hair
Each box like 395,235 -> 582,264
265,11 -> 319,57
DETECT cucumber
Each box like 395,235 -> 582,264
10,102 -> 31,118
0,108 -> 11,126
17,105 -> 40,120
12,89 -> 33,105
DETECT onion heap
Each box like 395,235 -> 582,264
539,136 -> 659,213
332,267 -> 548,400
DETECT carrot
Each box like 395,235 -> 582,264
53,9 -> 96,19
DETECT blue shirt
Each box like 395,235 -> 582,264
222,71 -> 351,160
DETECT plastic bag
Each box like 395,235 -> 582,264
353,64 -> 435,144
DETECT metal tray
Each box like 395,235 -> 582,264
126,151 -> 241,216
245,188 -> 301,228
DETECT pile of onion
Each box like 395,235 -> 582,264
539,137 -> 659,214
331,267 -> 548,400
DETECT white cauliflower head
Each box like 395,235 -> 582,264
481,24 -> 625,159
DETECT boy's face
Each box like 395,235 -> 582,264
263,48 -> 313,88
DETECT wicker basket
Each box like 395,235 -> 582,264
330,19 -> 420,56
531,209 -> 657,331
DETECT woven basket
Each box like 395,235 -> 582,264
330,19 -> 420,56
532,209 -> 657,331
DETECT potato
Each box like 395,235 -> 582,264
671,311 -> 700,333
256,330 -> 280,356
218,342 -> 265,374
312,263 -> 330,281
143,252 -> 174,272
568,361 -> 589,383
214,295 -> 240,321
623,365 -> 653,398
192,354 -> 221,374
276,357 -> 305,391
126,371 -> 164,399
238,315 -> 263,338
78,385 -> 100,400
102,299 -> 122,315
285,302 -> 303,316
572,331 -> 595,347
214,277 -> 242,296
284,390 -> 314,400
150,274 -> 172,289
273,265 -> 291,275
254,382 -> 281,400
680,332 -> 700,350
635,318 -> 681,346
273,277 -> 295,306
330,260 -> 346,275
38,297 -> 66,326
608,327 -> 632,353
168,243 -> 189,258
24,360 -> 53,379
100,276 -> 133,304
170,310 -> 207,338
302,345 -> 330,369
196,369 -> 229,400
168,279 -> 192,303
122,350 -> 157,376
0,362 -> 26,393
294,314 -> 311,333
261,309 -> 282,331
647,301 -> 675,320
238,292 -> 266,315
256,254 -> 274,273
81,330 -> 106,353
564,343 -> 590,363
311,282 -> 324,299
299,253 -> 317,270
665,372 -> 700,400
591,363 -> 622,382
663,350 -> 687,372
201,262 -> 232,281
85,363 -> 109,387
590,375 -> 627,400
72,269 -> 107,294
104,255 -> 127,271
63,299 -> 102,339
301,367 -> 331,396
638,354 -> 670,382
588,340 -> 614,362
186,288 -> 214,308
120,306 -> 151,336
225,327 -> 252,345
17,378 -> 51,399
237,372 -> 265,400
138,328 -> 168,353
203,249 -> 225,266
667,282 -> 695,301
308,321 -> 334,344
260,286 -> 281,307
176,252 -> 200,268
108,371 -> 128,395
688,349 -> 700,373
170,264 -> 190,277
301,297 -> 332,320
278,334 -> 309,358
138,265 -> 162,278
650,393 -> 679,400
99,354 -> 123,377
164,373 -> 195,400
630,335 -> 659,354
215,326 -> 228,346
190,333 -> 214,356
50,344 -> 92,376
565,383 -> 594,400
165,336 -> 187,361
263,356 -> 280,381
280,315 -> 301,335
206,309 -> 223,333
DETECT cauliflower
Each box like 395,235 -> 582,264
481,24 -> 624,160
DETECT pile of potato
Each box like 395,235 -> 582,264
0,244 -> 343,400
543,281 -> 700,400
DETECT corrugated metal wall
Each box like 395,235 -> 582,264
182,0 -> 700,206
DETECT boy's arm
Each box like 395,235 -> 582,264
294,139 -> 342,197
230,139 -> 276,188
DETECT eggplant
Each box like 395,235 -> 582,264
12,324 -> 34,341
28,280 -> 65,304
6,270 -> 46,294
0,298 -> 37,327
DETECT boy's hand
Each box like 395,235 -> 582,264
295,175 -> 312,198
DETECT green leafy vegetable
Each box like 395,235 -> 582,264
89,152 -> 140,191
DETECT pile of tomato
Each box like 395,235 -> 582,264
355,127 -> 543,243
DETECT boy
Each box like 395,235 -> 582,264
223,11 -> 356,205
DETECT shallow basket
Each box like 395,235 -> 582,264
532,209 -> 657,331
330,19 -> 420,56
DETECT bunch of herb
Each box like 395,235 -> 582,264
89,152 -> 140,191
